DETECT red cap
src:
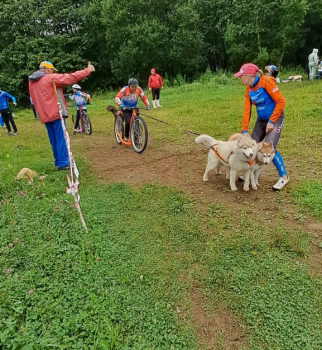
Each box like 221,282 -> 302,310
234,63 -> 258,78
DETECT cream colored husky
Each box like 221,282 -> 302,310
195,133 -> 257,191
228,134 -> 275,190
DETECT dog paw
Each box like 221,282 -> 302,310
243,186 -> 250,191
251,185 -> 258,190
203,177 -> 209,182
231,186 -> 238,191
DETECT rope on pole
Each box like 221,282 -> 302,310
53,80 -> 88,233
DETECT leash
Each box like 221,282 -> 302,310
139,111 -> 200,136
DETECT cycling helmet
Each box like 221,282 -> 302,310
128,78 -> 138,87
72,84 -> 81,90
267,65 -> 279,78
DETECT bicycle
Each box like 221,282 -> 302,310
107,106 -> 148,154
72,106 -> 92,135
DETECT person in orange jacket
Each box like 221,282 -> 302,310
234,63 -> 289,191
148,68 -> 164,108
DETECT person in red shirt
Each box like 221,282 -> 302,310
148,68 -> 164,108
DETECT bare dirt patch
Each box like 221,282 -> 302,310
189,285 -> 247,350
74,132 -> 322,347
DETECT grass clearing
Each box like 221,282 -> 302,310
1,75 -> 322,349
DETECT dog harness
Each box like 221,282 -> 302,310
211,144 -> 254,166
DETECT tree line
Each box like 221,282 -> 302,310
0,0 -> 321,104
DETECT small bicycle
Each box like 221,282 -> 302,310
107,106 -> 148,154
72,106 -> 92,135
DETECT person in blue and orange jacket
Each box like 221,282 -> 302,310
234,63 -> 289,191
148,68 -> 164,108
115,78 -> 151,141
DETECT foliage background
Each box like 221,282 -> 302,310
0,0 -> 321,104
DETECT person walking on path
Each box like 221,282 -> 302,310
234,63 -> 289,191
308,48 -> 319,81
148,68 -> 164,108
28,60 -> 95,170
0,89 -> 17,136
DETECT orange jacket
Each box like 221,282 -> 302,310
241,75 -> 285,132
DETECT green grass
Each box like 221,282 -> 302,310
1,75 -> 322,349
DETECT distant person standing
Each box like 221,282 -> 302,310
148,68 -> 164,108
308,48 -> 319,81
265,65 -> 280,83
28,60 -> 95,170
0,88 -> 17,136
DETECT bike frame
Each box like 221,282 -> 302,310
117,107 -> 142,146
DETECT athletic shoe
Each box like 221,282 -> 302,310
272,176 -> 289,191
13,132 -> 17,136
124,137 -> 129,142
58,165 -> 70,171
7,132 -> 12,136
73,129 -> 78,135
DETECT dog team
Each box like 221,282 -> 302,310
196,63 -> 289,192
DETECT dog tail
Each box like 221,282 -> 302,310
195,134 -> 218,148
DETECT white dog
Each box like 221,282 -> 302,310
195,133 -> 257,191
228,134 -> 275,190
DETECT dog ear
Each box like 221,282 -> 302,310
268,141 -> 273,147
228,133 -> 241,142
257,141 -> 263,149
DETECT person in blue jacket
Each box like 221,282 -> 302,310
0,88 -> 17,135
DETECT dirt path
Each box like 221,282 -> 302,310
75,132 -> 322,349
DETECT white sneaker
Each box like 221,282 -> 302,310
272,176 -> 289,191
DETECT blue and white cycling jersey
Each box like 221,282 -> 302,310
69,91 -> 90,109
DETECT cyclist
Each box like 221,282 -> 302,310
115,78 -> 151,141
69,84 -> 91,134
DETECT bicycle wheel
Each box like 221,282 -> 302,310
114,115 -> 124,145
130,116 -> 148,153
82,111 -> 92,135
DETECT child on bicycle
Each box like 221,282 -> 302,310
115,78 -> 151,141
69,84 -> 91,134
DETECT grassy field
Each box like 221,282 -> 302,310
1,72 -> 322,349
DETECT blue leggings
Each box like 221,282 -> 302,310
251,113 -> 287,177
